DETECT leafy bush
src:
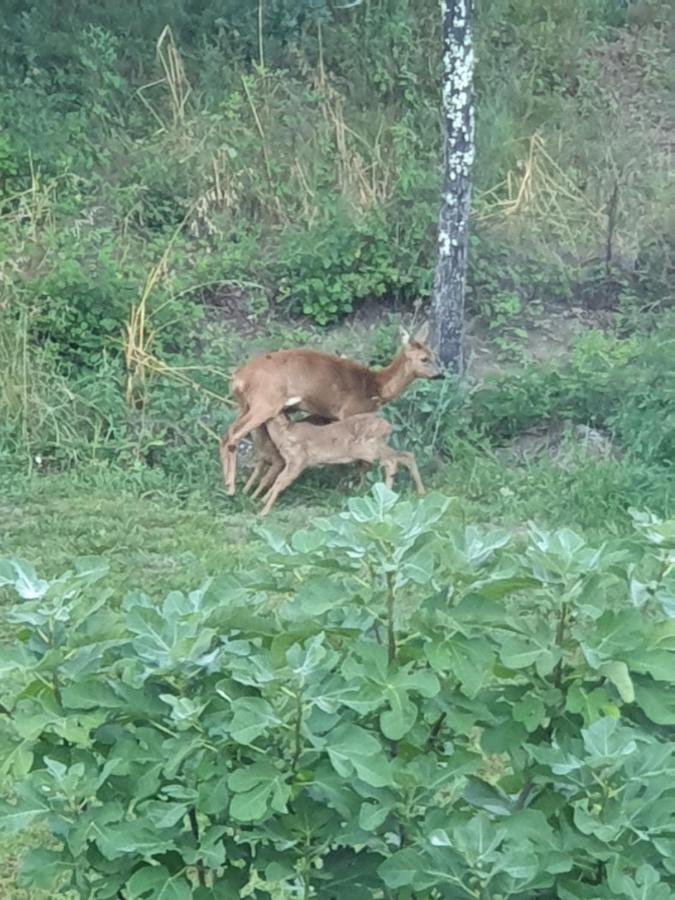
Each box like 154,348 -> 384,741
277,208 -> 401,324
468,327 -> 675,467
1,487 -> 674,898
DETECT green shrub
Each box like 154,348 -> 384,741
468,327 -> 675,468
276,206 -> 399,324
1,487 -> 674,897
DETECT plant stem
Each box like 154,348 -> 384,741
386,571 -> 396,665
426,711 -> 447,750
292,690 -> 303,772
52,671 -> 63,706
553,599 -> 567,689
258,0 -> 265,71
188,807 -> 206,887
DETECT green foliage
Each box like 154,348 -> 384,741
0,0 -> 669,350
1,486 -> 674,897
277,208 -> 402,324
469,327 -> 675,468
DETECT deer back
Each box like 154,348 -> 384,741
233,349 -> 382,419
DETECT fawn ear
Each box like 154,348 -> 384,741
413,321 -> 429,344
399,324 -> 411,345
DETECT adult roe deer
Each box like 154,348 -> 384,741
258,412 -> 425,515
220,323 -> 440,495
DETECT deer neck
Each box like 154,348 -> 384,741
375,351 -> 414,404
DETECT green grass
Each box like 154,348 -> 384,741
2,448 -> 671,593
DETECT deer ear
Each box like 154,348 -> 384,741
414,321 -> 429,344
399,325 -> 411,345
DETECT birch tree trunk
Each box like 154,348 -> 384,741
430,0 -> 475,374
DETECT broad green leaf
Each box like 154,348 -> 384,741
229,779 -> 274,821
0,792 -> 49,832
634,679 -> 675,725
290,577 -> 345,617
61,679 -> 121,710
599,660 -> 635,703
0,643 -> 34,675
499,636 -> 547,670
351,753 -> 394,788
229,697 -> 280,744
197,775 -> 229,816
453,811 -> 504,863
228,761 -> 290,822
396,542 -> 436,586
307,762 -> 361,819
481,719 -> 528,754
325,723 -> 393,787
380,688 -> 417,740
624,647 -> 675,682
95,820 -> 174,860
378,848 -> 425,889
182,825 -> 226,868
463,777 -> 514,816
140,801 -> 188,829
581,717 -> 637,763
126,865 -> 192,899
565,684 -> 615,724
347,482 -> 399,522
573,799 -> 621,843
580,609 -> 645,667
17,848 -> 72,891
513,695 -> 547,733
358,801 -> 389,831
0,742 -> 33,779
287,631 -> 335,677
429,635 -> 495,698
0,558 -> 49,598
500,847 -> 539,882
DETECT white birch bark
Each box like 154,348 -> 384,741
430,0 -> 475,373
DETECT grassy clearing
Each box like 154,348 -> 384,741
2,445 -> 672,594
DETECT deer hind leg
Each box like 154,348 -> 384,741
220,405 -> 283,496
259,459 -> 306,517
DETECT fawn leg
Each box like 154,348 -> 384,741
394,451 -> 425,495
259,460 -> 305,516
243,427 -> 277,495
251,456 -> 285,499
381,458 -> 398,489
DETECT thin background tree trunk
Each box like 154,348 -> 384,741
430,0 -> 475,374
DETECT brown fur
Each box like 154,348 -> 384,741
219,324 -> 438,496
258,413 -> 425,515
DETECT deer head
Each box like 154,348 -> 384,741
398,322 -> 442,379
